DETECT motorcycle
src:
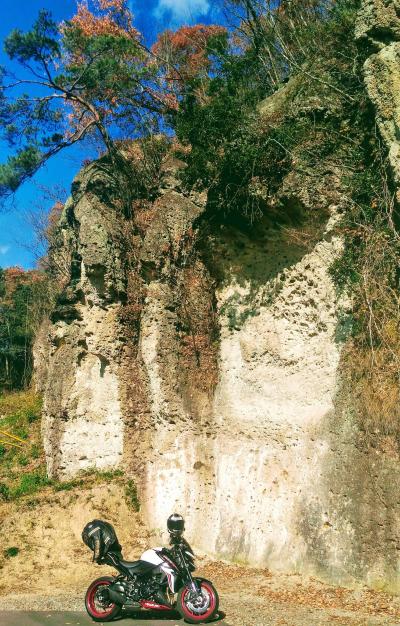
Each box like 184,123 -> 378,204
82,513 -> 219,623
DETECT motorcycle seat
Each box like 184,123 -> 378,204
118,559 -> 155,574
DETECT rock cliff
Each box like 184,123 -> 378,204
356,0 -> 400,199
36,0 -> 400,592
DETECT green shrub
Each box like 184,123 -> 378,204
125,480 -> 140,512
0,483 -> 10,501
4,546 -> 19,558
30,444 -> 41,460
94,469 -> 124,481
0,392 -> 45,492
27,410 -> 40,423
173,0 -> 363,226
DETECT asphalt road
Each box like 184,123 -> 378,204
0,611 -> 232,626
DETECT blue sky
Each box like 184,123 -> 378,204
0,0 -> 221,269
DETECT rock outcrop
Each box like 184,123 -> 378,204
40,163 -> 127,476
35,0 -> 400,593
356,0 -> 400,199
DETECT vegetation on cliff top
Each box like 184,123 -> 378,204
0,0 -> 226,205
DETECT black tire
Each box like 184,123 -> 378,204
85,576 -> 122,622
177,578 -> 219,623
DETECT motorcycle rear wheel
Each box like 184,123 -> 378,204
85,576 -> 122,622
177,578 -> 219,623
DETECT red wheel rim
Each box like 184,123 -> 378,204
87,579 -> 116,619
181,582 -> 216,621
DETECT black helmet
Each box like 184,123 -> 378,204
167,513 -> 185,536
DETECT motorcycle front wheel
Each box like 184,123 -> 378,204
85,576 -> 122,622
177,578 -> 219,623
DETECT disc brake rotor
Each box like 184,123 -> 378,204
186,588 -> 211,615
95,585 -> 111,609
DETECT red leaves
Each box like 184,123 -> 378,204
68,0 -> 140,40
146,88 -> 179,112
151,24 -> 227,113
98,0 -> 125,9
3,268 -> 44,302
46,201 -> 64,237
153,24 -> 227,84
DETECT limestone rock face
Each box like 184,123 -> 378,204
355,0 -> 400,48
40,163 -> 126,477
142,209 -> 343,563
136,198 -> 400,591
139,208 -> 400,591
357,0 -> 400,198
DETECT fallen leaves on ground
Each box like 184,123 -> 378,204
198,560 -> 400,620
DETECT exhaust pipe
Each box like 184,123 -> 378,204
107,588 -> 126,606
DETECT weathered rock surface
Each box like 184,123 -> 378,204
355,0 -> 400,47
143,208 -> 344,563
40,163 -> 126,476
35,1 -> 400,592
357,0 -> 400,199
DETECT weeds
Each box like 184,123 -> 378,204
0,390 -> 130,502
333,208 -> 400,437
125,480 -> 140,512
11,471 -> 51,498
0,483 -> 10,501
0,391 -> 45,492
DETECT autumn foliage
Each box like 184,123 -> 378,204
0,0 -> 231,199
3,268 -> 44,300
67,0 -> 139,42
153,24 -> 227,90
60,0 -> 145,143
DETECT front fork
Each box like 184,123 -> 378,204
178,547 -> 201,595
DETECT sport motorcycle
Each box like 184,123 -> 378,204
82,513 -> 219,623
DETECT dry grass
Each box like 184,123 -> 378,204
0,481 -> 148,596
338,225 -> 400,440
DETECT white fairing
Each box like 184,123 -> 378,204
140,548 -> 164,566
141,547 -> 178,593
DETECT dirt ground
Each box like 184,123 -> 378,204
0,481 -> 150,594
1,483 -> 400,625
